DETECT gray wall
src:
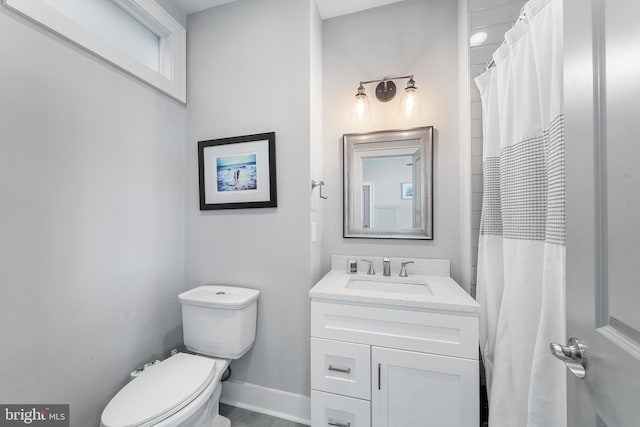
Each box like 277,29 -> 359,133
322,0 -> 463,283
0,8 -> 186,427
468,0 -> 526,295
185,0 -> 313,396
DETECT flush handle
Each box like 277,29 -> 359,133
328,365 -> 351,374
328,420 -> 351,427
550,337 -> 587,379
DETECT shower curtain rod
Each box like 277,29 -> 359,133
483,6 -> 528,72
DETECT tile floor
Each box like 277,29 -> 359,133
219,404 -> 308,427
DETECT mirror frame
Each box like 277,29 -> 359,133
343,126 -> 434,240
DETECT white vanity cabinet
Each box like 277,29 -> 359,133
309,300 -> 479,427
372,347 -> 478,427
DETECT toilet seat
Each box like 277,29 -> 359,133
101,353 -> 226,427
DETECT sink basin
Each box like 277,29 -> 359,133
346,278 -> 433,296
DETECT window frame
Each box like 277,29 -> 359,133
3,0 -> 186,103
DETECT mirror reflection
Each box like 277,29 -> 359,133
344,127 -> 433,240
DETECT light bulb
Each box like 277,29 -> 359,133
356,95 -> 367,117
351,84 -> 370,123
403,87 -> 416,116
398,77 -> 419,119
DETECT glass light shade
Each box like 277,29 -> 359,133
398,86 -> 419,119
352,92 -> 371,123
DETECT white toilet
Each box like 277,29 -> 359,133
101,285 -> 260,427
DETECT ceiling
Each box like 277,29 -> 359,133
171,0 -> 235,15
315,0 -> 407,19
171,0 -> 407,19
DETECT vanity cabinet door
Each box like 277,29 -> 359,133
371,347 -> 478,427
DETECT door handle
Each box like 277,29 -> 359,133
549,337 -> 587,379
328,420 -> 350,427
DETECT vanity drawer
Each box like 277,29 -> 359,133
311,301 -> 478,359
311,338 -> 371,400
311,390 -> 371,427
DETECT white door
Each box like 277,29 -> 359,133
371,347 -> 478,427
561,0 -> 640,425
412,151 -> 421,229
362,182 -> 374,229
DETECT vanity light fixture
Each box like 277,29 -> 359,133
352,75 -> 419,123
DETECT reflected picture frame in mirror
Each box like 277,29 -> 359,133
343,126 -> 433,240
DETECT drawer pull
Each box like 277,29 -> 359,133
328,364 -> 351,374
328,420 -> 351,427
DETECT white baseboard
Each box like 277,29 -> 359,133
220,380 -> 311,425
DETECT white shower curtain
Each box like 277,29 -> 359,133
474,0 -> 566,426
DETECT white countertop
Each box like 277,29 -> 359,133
309,269 -> 480,315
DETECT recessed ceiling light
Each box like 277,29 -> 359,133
470,32 -> 488,46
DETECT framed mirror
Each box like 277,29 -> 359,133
343,127 -> 433,239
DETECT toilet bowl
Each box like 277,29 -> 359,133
101,286 -> 260,427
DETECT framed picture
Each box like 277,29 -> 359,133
401,182 -> 413,199
198,132 -> 277,210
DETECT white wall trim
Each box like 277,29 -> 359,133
2,0 -> 186,103
221,380 -> 311,425
458,0 -> 473,295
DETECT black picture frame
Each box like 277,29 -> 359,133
198,132 -> 277,210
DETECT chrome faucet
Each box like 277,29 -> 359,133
399,261 -> 414,277
361,259 -> 375,275
383,257 -> 391,276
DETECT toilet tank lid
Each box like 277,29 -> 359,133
179,285 -> 260,309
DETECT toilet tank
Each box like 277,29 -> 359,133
178,285 -> 260,359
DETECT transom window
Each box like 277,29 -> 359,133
4,0 -> 186,103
